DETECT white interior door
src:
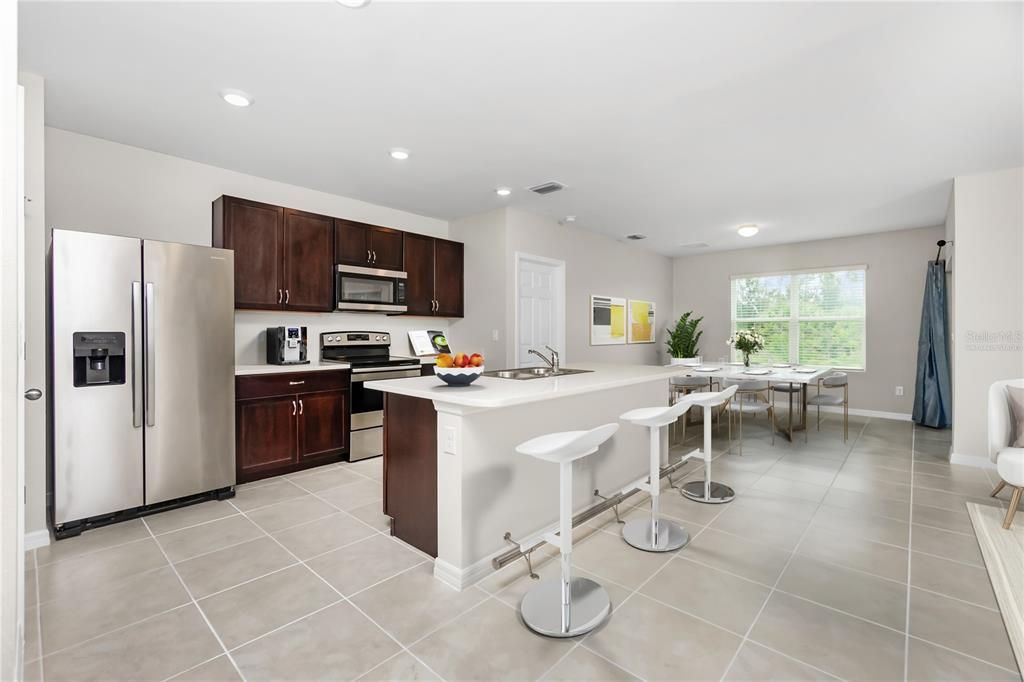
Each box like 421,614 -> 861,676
515,254 -> 565,367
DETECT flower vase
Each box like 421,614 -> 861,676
743,352 -> 751,367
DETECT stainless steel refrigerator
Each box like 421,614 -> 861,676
50,229 -> 235,537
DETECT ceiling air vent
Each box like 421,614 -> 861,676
527,181 -> 566,195
625,234 -> 647,241
679,242 -> 710,249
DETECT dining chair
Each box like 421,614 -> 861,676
722,378 -> 774,455
806,372 -> 849,442
770,382 -> 803,441
988,378 -> 1024,529
669,375 -> 720,444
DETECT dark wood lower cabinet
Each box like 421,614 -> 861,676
236,370 -> 350,484
383,393 -> 437,557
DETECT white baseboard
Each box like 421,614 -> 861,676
816,405 -> 912,421
433,553 -> 502,591
25,529 -> 51,551
949,452 -> 997,470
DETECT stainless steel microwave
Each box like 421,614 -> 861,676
336,264 -> 408,313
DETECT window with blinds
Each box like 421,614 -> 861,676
730,267 -> 866,369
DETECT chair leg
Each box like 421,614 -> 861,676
787,388 -> 794,441
991,480 -> 1007,497
770,405 -> 775,446
816,404 -> 821,431
1003,487 -> 1022,530
738,402 -> 744,456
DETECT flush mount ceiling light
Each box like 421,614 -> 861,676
336,0 -> 372,8
737,223 -> 760,238
495,187 -> 512,197
389,148 -> 410,161
220,89 -> 253,107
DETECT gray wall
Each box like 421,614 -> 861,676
450,208 -> 674,368
672,226 -> 945,415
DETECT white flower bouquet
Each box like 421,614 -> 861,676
727,329 -> 766,366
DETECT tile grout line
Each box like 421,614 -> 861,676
222,498 -> 449,682
903,425 -> 917,682
717,417 -> 869,681
140,517 -> 248,682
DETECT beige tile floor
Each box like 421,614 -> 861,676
23,414 -> 1024,681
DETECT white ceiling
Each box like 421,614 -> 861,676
19,1 -> 1023,255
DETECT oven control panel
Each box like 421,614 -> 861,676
321,332 -> 390,348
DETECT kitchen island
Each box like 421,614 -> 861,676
369,363 -> 687,590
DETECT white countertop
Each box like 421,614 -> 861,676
367,363 -> 688,409
235,360 -> 351,376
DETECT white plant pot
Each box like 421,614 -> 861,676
671,357 -> 701,366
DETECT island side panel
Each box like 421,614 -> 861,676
383,393 -> 438,557
438,377 -> 673,585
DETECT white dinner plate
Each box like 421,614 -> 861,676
793,367 -> 818,373
772,363 -> 792,368
693,367 -> 721,372
743,368 -> 772,375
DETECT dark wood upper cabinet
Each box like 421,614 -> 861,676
403,233 -> 436,316
213,196 -> 284,310
283,209 -> 334,312
402,233 -> 464,318
335,220 -> 404,271
214,196 -> 334,312
434,238 -> 465,318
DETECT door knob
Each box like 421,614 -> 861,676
24,388 -> 42,401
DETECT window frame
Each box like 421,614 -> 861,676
730,264 -> 867,371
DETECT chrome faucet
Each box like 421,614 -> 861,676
528,346 -> 560,372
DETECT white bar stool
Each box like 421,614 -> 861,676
619,400 -> 701,552
679,385 -> 739,504
669,375 -> 720,444
515,423 -> 619,638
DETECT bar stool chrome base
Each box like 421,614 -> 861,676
622,518 -> 689,552
681,480 -> 735,504
520,577 -> 611,638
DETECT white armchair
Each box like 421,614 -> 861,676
988,378 -> 1024,529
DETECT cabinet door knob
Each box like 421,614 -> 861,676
24,388 -> 42,401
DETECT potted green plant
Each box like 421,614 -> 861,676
666,312 -> 703,365
727,329 -> 766,367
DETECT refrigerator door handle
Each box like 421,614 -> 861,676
145,282 -> 156,427
132,281 -> 144,428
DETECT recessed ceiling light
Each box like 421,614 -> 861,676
336,0 -> 372,8
389,148 -> 410,161
564,215 -> 577,223
737,223 -> 759,238
495,187 -> 512,197
220,89 -> 252,107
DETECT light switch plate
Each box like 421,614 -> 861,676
443,426 -> 457,455
895,385 -> 904,397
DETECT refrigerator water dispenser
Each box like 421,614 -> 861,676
73,332 -> 126,386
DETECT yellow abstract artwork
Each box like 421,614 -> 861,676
590,295 -> 626,345
628,299 -> 656,344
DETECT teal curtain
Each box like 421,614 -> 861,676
912,260 -> 952,428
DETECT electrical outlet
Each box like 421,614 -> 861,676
443,426 -> 457,455
491,329 -> 499,342
895,386 -> 904,397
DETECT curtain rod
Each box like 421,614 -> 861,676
935,239 -> 953,261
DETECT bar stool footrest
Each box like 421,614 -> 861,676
681,480 -> 735,504
622,518 -> 689,552
520,577 -> 611,638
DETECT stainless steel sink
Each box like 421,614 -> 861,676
482,367 -> 593,380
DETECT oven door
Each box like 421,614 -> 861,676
349,366 -> 422,460
336,265 -> 408,313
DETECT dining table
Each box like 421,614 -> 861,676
668,362 -> 834,441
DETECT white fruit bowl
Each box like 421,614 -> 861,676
433,365 -> 484,386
